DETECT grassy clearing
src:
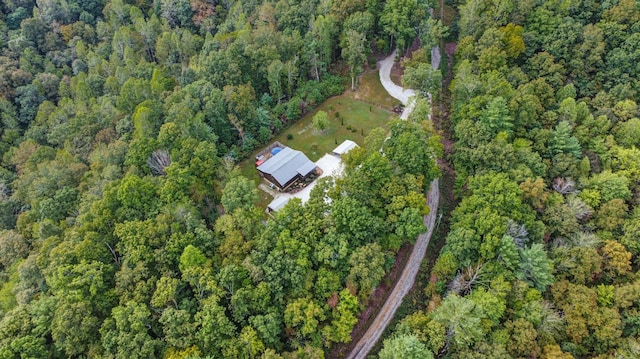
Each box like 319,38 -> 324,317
349,70 -> 401,110
273,69 -> 397,161
275,96 -> 394,161
239,69 -> 397,208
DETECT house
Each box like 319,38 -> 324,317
332,140 -> 359,157
257,146 -> 317,190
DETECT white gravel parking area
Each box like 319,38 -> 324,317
266,153 -> 343,208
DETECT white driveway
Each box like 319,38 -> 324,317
266,154 -> 343,209
378,49 -> 416,106
378,49 -> 416,120
379,48 -> 440,120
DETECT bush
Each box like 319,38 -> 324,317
320,75 -> 345,97
313,111 -> 329,132
346,125 -> 352,131
272,103 -> 285,119
286,133 -> 293,140
306,87 -> 323,107
257,126 -> 272,144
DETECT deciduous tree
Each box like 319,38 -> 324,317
379,333 -> 434,359
341,30 -> 367,90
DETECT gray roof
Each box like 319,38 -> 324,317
296,161 -> 317,176
333,140 -> 358,155
267,196 -> 291,212
257,147 -> 316,187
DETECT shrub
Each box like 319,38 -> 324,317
287,133 -> 293,140
320,75 -> 345,97
313,111 -> 329,133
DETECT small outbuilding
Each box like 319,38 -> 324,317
332,140 -> 359,157
257,146 -> 317,190
267,196 -> 291,213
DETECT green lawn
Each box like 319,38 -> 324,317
348,70 -> 401,111
275,96 -> 394,161
239,69 -> 398,208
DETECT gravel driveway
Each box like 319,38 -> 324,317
345,50 -> 441,359
378,49 -> 416,120
265,154 -> 343,209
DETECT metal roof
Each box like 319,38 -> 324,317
257,147 -> 316,187
332,140 -> 358,155
267,196 -> 291,212
297,161 -> 317,177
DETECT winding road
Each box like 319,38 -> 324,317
378,50 -> 416,120
345,50 -> 441,359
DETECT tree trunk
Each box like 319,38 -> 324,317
314,57 -> 320,82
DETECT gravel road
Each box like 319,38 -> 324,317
432,46 -> 441,70
378,49 -> 415,119
345,50 -> 441,359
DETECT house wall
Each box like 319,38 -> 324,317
280,175 -> 301,191
258,171 -> 300,191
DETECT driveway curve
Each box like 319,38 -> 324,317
378,49 -> 416,119
345,50 -> 441,359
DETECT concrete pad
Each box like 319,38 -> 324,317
288,154 -> 343,203
265,154 -> 344,211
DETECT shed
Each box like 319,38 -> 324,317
332,140 -> 359,157
267,196 -> 291,213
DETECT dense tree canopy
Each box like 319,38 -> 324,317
0,0 -> 438,357
393,1 -> 640,359
5,0 -> 640,357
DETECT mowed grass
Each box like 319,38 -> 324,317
349,70 -> 401,110
239,69 -> 398,208
276,96 -> 394,161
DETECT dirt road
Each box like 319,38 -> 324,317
346,180 -> 439,359
345,51 -> 441,359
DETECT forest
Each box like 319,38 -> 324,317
2,0 -> 640,358
0,0 -> 443,358
380,0 -> 640,358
